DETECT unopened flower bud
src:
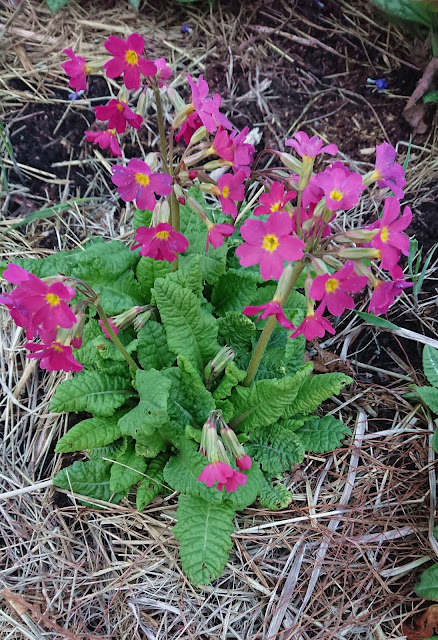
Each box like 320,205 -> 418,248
337,229 -> 380,243
173,183 -> 186,205
189,126 -> 208,145
338,247 -> 381,259
204,346 -> 235,381
167,87 -> 186,112
136,89 -> 152,119
277,152 -> 303,173
219,418 -> 252,470
186,195 -> 207,221
144,152 -> 159,171
173,103 -> 195,130
151,198 -> 171,226
202,159 -> 229,171
133,309 -> 152,331
188,170 -> 197,181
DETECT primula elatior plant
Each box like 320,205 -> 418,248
1,32 -> 414,585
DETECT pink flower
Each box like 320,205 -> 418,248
217,169 -> 246,217
98,317 -> 119,339
309,261 -> 369,316
94,99 -> 142,133
206,223 -> 234,250
111,159 -> 172,210
187,74 -> 232,133
236,211 -> 305,281
289,307 -> 336,341
217,469 -> 247,493
103,33 -> 157,90
198,461 -> 234,488
254,181 -> 296,216
374,142 -> 406,199
236,454 -> 252,471
154,57 -> 172,87
212,127 -> 255,174
175,112 -> 203,145
286,131 -> 338,159
0,292 -> 39,339
368,266 -> 412,315
61,47 -> 89,92
132,223 -> 188,262
370,197 -> 412,270
25,341 -> 83,372
85,129 -> 122,157
315,164 -> 365,211
243,300 -> 294,329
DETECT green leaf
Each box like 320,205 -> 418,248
128,0 -> 140,10
295,416 -> 351,453
118,369 -> 172,440
55,416 -> 122,453
230,365 -> 313,431
423,345 -> 438,388
136,257 -> 170,302
163,439 -> 222,502
91,269 -> 143,316
213,362 -> 247,400
136,452 -> 169,510
283,373 -> 352,418
133,208 -> 152,230
258,475 -> 293,510
51,371 -> 134,417
88,437 -> 128,462
135,430 -> 167,457
284,335 -> 306,376
355,311 -> 399,330
71,240 -> 138,281
211,269 -> 259,314
245,424 -> 305,475
424,90 -> 438,103
109,441 -> 147,493
45,0 -> 69,13
217,311 -> 256,353
415,564 -> 438,600
371,0 -> 436,27
432,427 -> 438,454
153,278 -> 218,370
164,254 -> 204,298
173,493 -> 235,586
137,320 -> 175,370
415,385 -> 438,412
53,460 -> 126,504
225,461 -> 263,510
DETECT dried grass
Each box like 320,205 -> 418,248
1,1 -> 438,638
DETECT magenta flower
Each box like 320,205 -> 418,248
0,292 -> 40,339
94,99 -> 142,133
98,317 -> 119,339
103,33 -> 157,90
217,469 -> 247,493
289,307 -> 335,341
309,261 -> 369,316
236,211 -> 305,281
286,131 -> 338,159
368,266 -> 412,315
25,341 -> 83,372
187,74 -> 232,133
132,223 -> 188,262
370,197 -> 412,270
212,127 -> 255,174
217,169 -> 246,218
111,159 -> 172,210
154,57 -> 172,87
314,164 -> 365,211
243,300 -> 294,329
85,129 -> 121,157
206,223 -> 234,251
254,181 -> 296,216
236,454 -> 252,471
198,461 -> 234,488
374,142 -> 406,199
175,112 -> 203,145
61,47 -> 89,92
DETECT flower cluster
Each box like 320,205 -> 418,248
197,411 -> 251,493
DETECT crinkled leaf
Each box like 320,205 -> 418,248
136,257 -> 170,302
51,371 -> 134,417
55,416 -> 122,453
284,335 -> 307,376
71,240 -> 138,281
91,269 -> 143,316
245,424 -> 305,475
213,361 -> 247,400
173,494 -> 235,586
164,356 -> 216,428
133,208 -> 152,230
109,441 -> 147,493
136,452 -> 170,510
283,373 -> 352,418
88,437 -> 128,462
217,311 -> 256,353
153,278 -> 219,371
135,430 -> 167,458
163,439 -> 222,502
258,475 -> 293,510
415,385 -> 438,412
225,461 -> 263,510
295,416 -> 351,453
211,269 -> 259,314
423,346 -> 438,388
230,365 -> 313,431
415,564 -> 438,600
164,254 -> 204,298
137,320 -> 175,370
53,460 -> 126,504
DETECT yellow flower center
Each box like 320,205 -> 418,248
155,230 -> 170,240
380,226 -> 390,243
270,201 -> 281,212
84,65 -> 92,73
262,234 -> 279,253
125,50 -> 139,65
329,189 -> 343,202
136,172 -> 150,186
46,292 -> 60,307
325,277 -> 339,293
116,102 -> 124,112
222,186 -> 230,199
51,343 -> 63,352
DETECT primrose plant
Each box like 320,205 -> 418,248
0,32 -> 413,585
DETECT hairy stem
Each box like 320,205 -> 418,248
95,303 -> 139,371
243,260 -> 305,387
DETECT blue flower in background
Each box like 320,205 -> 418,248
181,24 -> 193,34
68,90 -> 85,101
375,78 -> 388,91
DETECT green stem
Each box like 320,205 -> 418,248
153,86 -> 169,174
243,260 -> 305,387
95,303 -> 139,371
170,191 -> 180,272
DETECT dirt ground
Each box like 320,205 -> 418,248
1,1 -> 438,639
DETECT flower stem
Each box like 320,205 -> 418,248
242,260 -> 305,387
153,85 -> 169,174
95,303 -> 139,371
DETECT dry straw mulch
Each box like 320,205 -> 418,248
1,1 -> 438,638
